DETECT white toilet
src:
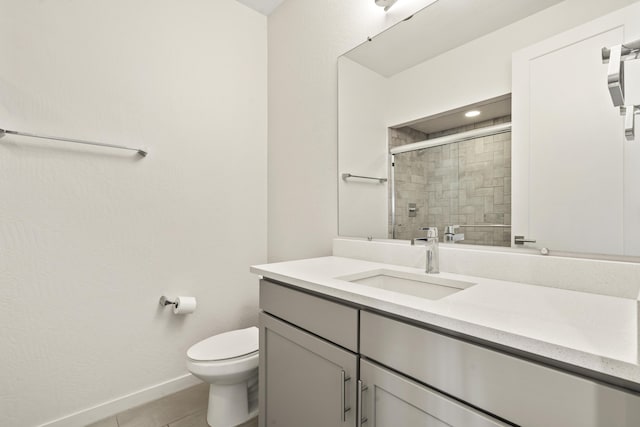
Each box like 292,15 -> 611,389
186,326 -> 259,427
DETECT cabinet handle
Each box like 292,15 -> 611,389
341,370 -> 351,421
357,380 -> 368,426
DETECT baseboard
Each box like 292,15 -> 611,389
37,374 -> 202,427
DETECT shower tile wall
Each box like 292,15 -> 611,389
389,127 -> 458,241
390,117 -> 511,246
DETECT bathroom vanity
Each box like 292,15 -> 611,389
282,0 -> 640,424
253,255 -> 640,427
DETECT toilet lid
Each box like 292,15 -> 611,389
187,326 -> 259,361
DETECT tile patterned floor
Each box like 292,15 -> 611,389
87,383 -> 258,427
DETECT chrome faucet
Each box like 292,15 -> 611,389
411,227 -> 439,274
444,225 -> 465,242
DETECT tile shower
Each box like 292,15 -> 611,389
390,117 -> 511,246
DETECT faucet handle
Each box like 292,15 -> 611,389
444,225 -> 459,234
419,227 -> 438,238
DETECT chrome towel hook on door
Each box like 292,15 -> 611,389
602,38 -> 640,140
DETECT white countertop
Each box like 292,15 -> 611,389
251,256 -> 639,385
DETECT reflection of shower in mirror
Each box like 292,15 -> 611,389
389,95 -> 512,247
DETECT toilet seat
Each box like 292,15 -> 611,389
187,326 -> 258,362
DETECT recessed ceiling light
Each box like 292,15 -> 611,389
465,110 -> 481,118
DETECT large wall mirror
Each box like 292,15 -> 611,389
338,0 -> 640,260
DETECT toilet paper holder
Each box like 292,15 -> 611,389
159,296 -> 177,307
159,295 -> 197,314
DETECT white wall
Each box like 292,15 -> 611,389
338,57 -> 388,238
267,0 -> 438,261
0,1 -> 266,426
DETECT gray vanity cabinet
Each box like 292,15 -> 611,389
259,279 -> 640,427
259,280 -> 359,427
359,359 -> 508,427
360,311 -> 640,427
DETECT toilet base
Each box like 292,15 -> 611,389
206,379 -> 258,427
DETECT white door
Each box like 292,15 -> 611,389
512,2 -> 640,256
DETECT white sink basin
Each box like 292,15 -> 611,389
337,269 -> 475,300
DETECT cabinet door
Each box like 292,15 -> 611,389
259,312 -> 358,427
359,360 -> 509,427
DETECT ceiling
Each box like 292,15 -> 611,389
235,0 -> 285,15
345,0 -> 564,77
401,95 -> 511,135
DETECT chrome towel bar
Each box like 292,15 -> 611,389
342,173 -> 387,183
452,224 -> 511,228
602,39 -> 640,63
0,127 -> 148,157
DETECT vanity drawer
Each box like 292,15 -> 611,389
361,311 -> 640,427
259,279 -> 358,352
